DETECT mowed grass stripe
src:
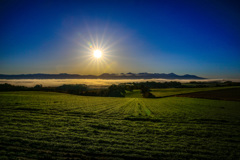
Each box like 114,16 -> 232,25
100,98 -> 136,116
90,98 -> 134,116
103,98 -> 153,117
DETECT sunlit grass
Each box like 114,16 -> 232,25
1,91 -> 240,159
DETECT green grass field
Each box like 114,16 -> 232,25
1,90 -> 240,159
125,90 -> 142,98
151,86 -> 240,97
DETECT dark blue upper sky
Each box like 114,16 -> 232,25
0,0 -> 240,78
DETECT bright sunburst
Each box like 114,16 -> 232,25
93,49 -> 102,58
73,24 -> 123,74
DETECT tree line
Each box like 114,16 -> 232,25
0,81 -> 239,98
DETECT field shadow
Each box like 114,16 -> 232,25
124,116 -> 162,122
176,88 -> 240,101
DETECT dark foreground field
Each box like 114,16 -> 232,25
176,88 -> 240,101
0,89 -> 240,159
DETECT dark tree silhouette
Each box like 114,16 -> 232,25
140,85 -> 155,98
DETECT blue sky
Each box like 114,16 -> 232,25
0,0 -> 239,78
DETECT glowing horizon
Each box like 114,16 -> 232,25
0,1 -> 239,79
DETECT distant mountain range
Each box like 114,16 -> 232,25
0,73 -> 205,79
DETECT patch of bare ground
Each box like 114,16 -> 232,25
176,88 -> 240,101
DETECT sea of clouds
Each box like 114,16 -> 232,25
1,78 -> 239,88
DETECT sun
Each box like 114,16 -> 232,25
93,50 -> 102,58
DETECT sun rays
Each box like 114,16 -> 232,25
73,24 -> 121,75
63,21 -> 131,75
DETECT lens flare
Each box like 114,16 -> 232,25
88,42 -> 93,49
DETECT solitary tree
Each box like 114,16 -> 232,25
140,85 -> 155,98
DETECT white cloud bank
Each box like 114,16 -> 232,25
0,78 -> 239,88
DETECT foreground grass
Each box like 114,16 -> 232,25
0,91 -> 240,159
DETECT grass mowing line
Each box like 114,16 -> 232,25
82,100 -> 120,114
137,98 -> 152,117
123,99 -> 162,122
121,98 -> 144,116
130,98 -> 151,117
60,96 -> 126,115
100,98 -> 137,116
91,98 -> 134,116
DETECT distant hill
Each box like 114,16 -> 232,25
0,73 -> 205,79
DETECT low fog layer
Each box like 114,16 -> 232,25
1,79 -> 239,88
